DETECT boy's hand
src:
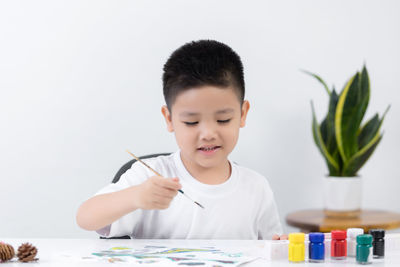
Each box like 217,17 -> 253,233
135,176 -> 182,210
272,234 -> 288,240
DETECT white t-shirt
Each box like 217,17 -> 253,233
95,151 -> 282,240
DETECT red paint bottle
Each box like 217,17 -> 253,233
331,230 -> 347,260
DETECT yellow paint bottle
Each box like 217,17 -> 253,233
289,233 -> 305,263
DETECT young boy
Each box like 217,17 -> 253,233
76,40 -> 285,240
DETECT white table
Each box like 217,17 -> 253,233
1,238 -> 400,266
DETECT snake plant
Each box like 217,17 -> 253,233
304,66 -> 390,177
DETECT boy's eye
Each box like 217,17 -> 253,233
183,121 -> 198,126
217,119 -> 231,124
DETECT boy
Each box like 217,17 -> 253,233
76,40 -> 285,240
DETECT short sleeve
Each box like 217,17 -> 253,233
94,161 -> 151,238
257,182 -> 283,240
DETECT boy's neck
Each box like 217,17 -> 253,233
180,153 -> 231,185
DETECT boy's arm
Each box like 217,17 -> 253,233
76,185 -> 142,231
76,176 -> 181,232
257,180 -> 284,240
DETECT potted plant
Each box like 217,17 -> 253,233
304,65 -> 390,217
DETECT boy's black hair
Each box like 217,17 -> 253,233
162,40 -> 245,110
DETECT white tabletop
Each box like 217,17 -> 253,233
1,238 -> 399,266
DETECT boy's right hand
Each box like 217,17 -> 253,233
134,176 -> 182,210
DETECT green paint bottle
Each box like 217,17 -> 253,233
356,234 -> 373,265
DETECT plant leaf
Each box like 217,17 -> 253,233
331,149 -> 343,175
359,65 -> 371,122
302,69 -> 331,95
343,105 -> 389,176
343,135 -> 382,176
358,105 -> 390,149
326,89 -> 339,154
320,88 -> 340,173
311,101 -> 340,174
335,74 -> 356,162
335,71 -> 369,162
358,114 -> 379,149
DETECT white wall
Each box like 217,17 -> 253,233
1,0 -> 399,238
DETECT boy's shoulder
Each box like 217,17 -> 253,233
233,162 -> 273,191
129,152 -> 177,177
137,152 -> 175,166
95,153 -> 175,196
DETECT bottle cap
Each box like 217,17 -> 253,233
309,232 -> 324,243
347,228 -> 364,239
357,234 -> 373,245
331,230 -> 346,240
369,229 -> 385,239
289,233 -> 305,243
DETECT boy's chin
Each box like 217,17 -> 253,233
196,161 -> 219,169
195,155 -> 227,168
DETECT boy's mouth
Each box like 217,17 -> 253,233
197,145 -> 221,152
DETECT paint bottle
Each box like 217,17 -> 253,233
331,230 -> 347,260
308,232 -> 324,262
289,233 -> 305,263
347,228 -> 364,257
356,234 -> 373,265
369,229 -> 385,258
324,233 -> 331,259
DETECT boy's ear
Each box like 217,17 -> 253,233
161,105 -> 174,132
240,100 -> 250,128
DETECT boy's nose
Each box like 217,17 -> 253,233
199,124 -> 217,141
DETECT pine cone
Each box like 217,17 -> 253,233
0,242 -> 15,262
17,243 -> 38,262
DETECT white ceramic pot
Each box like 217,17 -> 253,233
323,176 -> 362,212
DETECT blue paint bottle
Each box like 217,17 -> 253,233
309,232 -> 325,263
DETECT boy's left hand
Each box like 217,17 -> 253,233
272,234 -> 288,240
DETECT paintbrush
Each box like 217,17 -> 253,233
126,150 -> 204,209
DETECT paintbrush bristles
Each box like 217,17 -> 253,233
195,201 -> 205,209
126,150 -> 162,177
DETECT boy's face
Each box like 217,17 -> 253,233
162,85 -> 250,172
